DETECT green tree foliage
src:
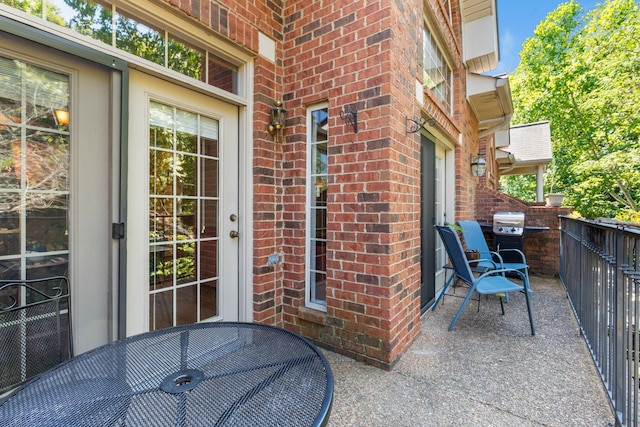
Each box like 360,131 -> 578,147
499,174 -> 536,202
507,0 -> 640,219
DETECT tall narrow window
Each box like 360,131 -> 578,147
423,24 -> 453,113
306,104 -> 328,310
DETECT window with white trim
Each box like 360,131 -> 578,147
423,23 -> 453,113
3,0 -> 239,95
306,104 -> 328,310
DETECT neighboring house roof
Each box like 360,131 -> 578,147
498,121 -> 553,175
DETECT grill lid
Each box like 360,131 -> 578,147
493,212 -> 525,235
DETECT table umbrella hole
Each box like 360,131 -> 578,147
160,369 -> 204,394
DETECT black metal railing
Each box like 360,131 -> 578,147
560,216 -> 640,427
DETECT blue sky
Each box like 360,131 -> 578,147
495,0 -> 601,75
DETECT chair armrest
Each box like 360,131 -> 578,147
489,251 -> 505,267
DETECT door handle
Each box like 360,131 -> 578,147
229,230 -> 239,238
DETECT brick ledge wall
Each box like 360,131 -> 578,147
475,186 -> 572,275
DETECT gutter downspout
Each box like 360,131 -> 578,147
497,153 -> 517,173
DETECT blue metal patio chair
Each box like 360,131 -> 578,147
435,225 -> 535,335
458,220 -> 530,290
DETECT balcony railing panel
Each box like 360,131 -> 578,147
560,216 -> 640,427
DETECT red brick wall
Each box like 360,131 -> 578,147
165,0 -> 289,327
280,0 -> 427,369
165,0 -> 481,369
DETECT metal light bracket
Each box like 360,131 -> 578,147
406,115 -> 436,134
340,108 -> 358,134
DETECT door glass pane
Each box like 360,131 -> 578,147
0,56 -> 70,281
150,290 -> 173,331
148,101 -> 219,330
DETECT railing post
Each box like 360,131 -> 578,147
614,226 -> 626,424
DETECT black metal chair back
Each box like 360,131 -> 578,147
0,276 -> 72,393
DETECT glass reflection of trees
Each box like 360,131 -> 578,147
3,0 -> 238,93
0,56 -> 70,261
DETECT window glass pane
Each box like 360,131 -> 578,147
176,285 -> 197,325
200,280 -> 217,319
177,198 -> 196,239
201,157 -> 218,198
168,37 -> 203,80
206,57 -> 238,94
115,12 -> 164,66
150,290 -> 173,330
26,254 -> 68,280
47,0 -> 113,44
200,240 -> 217,280
175,241 -> 196,285
26,197 -> 68,251
150,197 -> 173,242
176,153 -> 196,197
0,204 -> 19,256
150,244 -> 173,291
149,149 -> 174,196
201,199 -> 218,238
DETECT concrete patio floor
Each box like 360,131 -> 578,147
323,276 -> 616,426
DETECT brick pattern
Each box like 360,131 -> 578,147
167,0 -> 482,369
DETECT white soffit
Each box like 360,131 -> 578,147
461,0 -> 493,21
461,0 -> 498,73
467,73 -> 513,131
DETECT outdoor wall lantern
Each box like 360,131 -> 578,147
471,155 -> 487,177
267,100 -> 286,143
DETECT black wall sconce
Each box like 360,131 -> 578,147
406,115 -> 436,134
340,108 -> 358,133
267,100 -> 286,142
471,154 -> 487,177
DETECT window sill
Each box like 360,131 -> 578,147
298,306 -> 327,326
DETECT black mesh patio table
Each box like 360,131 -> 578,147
0,322 -> 333,426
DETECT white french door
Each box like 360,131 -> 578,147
434,146 -> 448,293
0,32 -> 116,354
127,70 -> 239,336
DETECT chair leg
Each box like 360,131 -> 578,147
448,288 -> 476,331
524,284 -> 536,336
524,268 -> 532,295
499,297 -> 505,315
